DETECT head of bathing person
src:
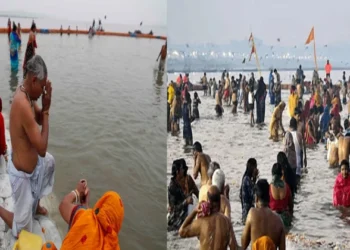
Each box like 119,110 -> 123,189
12,22 -> 17,32
279,101 -> 286,110
192,141 -> 203,157
340,160 -> 350,179
254,179 -> 270,207
30,22 -> 36,32
289,117 -> 298,131
212,169 -> 225,194
171,158 -> 188,180
277,151 -> 291,175
23,55 -> 48,101
271,163 -> 283,181
207,185 -> 221,213
194,92 -> 198,99
291,85 -> 296,94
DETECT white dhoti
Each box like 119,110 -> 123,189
7,152 -> 55,237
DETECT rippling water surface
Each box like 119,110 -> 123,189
0,21 -> 167,249
167,72 -> 350,249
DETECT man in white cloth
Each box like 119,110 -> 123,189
0,55 -> 55,237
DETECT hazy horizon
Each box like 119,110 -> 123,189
0,0 -> 166,26
168,0 -> 350,46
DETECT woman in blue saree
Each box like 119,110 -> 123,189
9,22 -> 21,71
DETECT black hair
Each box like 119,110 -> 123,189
171,158 -> 188,177
194,92 -> 198,99
340,159 -> 350,170
193,141 -> 202,152
31,22 -> 36,31
290,117 -> 298,130
12,22 -> 17,32
254,179 -> 270,205
271,163 -> 283,178
291,85 -> 296,91
239,158 -> 257,203
277,152 -> 296,197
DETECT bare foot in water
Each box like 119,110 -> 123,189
36,205 -> 48,216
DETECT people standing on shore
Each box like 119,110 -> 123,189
269,69 -> 275,105
274,69 -> 282,107
325,60 -> 332,79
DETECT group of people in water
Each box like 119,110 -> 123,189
167,62 -> 350,249
3,18 -> 125,249
7,18 -> 37,78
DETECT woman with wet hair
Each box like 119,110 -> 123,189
277,152 -> 297,199
167,159 -> 198,231
240,158 -> 259,224
269,163 -> 293,228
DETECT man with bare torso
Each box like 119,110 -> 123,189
179,185 -> 239,250
241,179 -> 285,250
0,55 -> 55,237
193,141 -> 211,186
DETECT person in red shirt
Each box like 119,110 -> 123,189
0,98 -> 7,161
325,60 -> 332,79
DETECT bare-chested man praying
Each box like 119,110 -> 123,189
0,55 -> 55,237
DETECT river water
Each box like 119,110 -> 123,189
1,16 -> 167,250
167,71 -> 350,250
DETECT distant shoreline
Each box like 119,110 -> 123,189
167,67 -> 350,73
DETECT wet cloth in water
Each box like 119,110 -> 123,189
240,176 -> 255,224
8,152 -> 55,237
61,191 -> 124,250
252,235 -> 276,250
167,178 -> 188,231
333,173 -> 350,207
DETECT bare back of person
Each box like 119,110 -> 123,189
198,153 -> 211,185
198,213 -> 232,250
248,207 -> 284,248
10,89 -> 38,173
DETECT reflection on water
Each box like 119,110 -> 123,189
9,70 -> 19,104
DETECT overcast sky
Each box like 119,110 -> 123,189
1,0 -> 166,26
168,0 -> 348,46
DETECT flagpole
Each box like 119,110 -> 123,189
313,27 -> 318,71
251,33 -> 262,77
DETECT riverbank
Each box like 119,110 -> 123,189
166,88 -> 350,249
0,115 -> 62,250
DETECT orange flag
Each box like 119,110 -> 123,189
305,27 -> 314,45
249,45 -> 255,61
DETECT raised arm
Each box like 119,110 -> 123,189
179,209 -> 200,238
22,100 -> 49,157
33,101 -> 43,125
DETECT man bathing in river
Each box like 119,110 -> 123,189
0,55 -> 55,237
241,179 -> 285,250
193,141 -> 211,186
179,185 -> 239,250
156,40 -> 167,71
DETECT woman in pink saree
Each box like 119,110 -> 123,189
333,160 -> 350,207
